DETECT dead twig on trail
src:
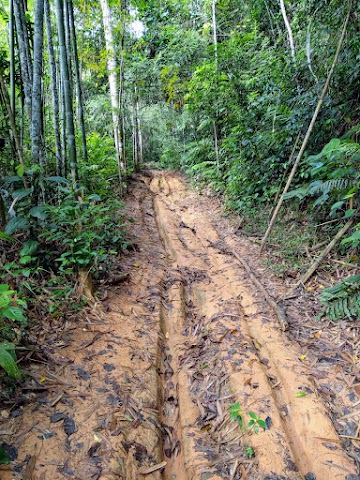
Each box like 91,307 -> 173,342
225,243 -> 289,331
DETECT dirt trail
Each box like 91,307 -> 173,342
1,171 -> 359,480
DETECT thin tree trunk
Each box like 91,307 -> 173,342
0,72 -> 26,169
119,34 -> 126,170
279,0 -> 296,64
132,107 -> 138,171
211,0 -> 218,65
55,0 -> 78,183
9,0 -> 15,115
100,0 -> 123,183
213,120 -> 219,171
211,0 -> 220,172
68,0 -> 88,165
63,0 -> 73,83
259,5 -> 352,253
136,94 -> 143,165
45,0 -> 62,176
13,0 -> 32,122
31,0 -> 45,166
60,76 -> 67,177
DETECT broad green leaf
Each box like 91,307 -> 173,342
19,256 -> 32,265
88,194 -> 101,201
344,209 -> 356,218
0,343 -> 21,379
5,217 -> 30,235
342,230 -> 360,244
12,188 -> 32,200
30,205 -> 49,220
331,201 -> 344,211
257,419 -> 267,429
16,164 -> 25,177
2,306 -> 26,322
44,176 -> 70,184
0,284 -> 11,293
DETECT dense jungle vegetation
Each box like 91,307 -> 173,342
0,0 -> 359,382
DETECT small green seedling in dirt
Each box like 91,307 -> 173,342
244,445 -> 254,458
247,411 -> 268,434
229,402 -> 244,428
229,403 -> 268,434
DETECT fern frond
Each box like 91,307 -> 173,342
309,178 -> 353,195
319,274 -> 360,321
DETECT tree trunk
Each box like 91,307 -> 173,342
45,0 -> 62,176
0,72 -> 26,170
13,0 -> 33,122
31,0 -> 45,166
279,0 -> 296,64
55,0 -> 78,184
100,0 -> 123,183
9,0 -> 15,116
136,93 -> 143,166
68,0 -> 88,165
132,107 -> 138,171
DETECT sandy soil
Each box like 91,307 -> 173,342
0,171 -> 359,480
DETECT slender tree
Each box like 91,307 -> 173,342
31,0 -> 45,166
45,0 -> 62,175
68,0 -> 88,165
100,0 -> 123,182
13,0 -> 33,122
55,0 -> 78,183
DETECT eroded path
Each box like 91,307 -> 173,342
1,171 -> 359,480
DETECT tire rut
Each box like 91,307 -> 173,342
148,172 -> 358,480
1,171 -> 358,480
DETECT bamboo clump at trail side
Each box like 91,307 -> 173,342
260,2 -> 353,254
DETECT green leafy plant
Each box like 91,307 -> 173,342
247,411 -> 268,434
0,342 -> 21,379
0,285 -> 26,379
244,445 -> 254,458
319,274 -> 360,321
0,284 -> 27,330
40,189 -> 127,272
229,402 -> 244,428
229,402 -> 268,434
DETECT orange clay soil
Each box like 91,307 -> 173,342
0,171 -> 359,480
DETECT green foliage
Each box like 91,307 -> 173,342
0,284 -> 26,378
319,274 -> 360,321
247,411 -> 268,434
229,402 -> 268,435
40,188 -> 127,272
284,137 -> 359,213
0,342 -> 21,379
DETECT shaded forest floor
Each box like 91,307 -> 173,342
1,171 -> 360,480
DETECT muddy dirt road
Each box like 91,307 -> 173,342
1,172 -> 359,480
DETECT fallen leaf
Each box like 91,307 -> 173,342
139,461 -> 167,475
